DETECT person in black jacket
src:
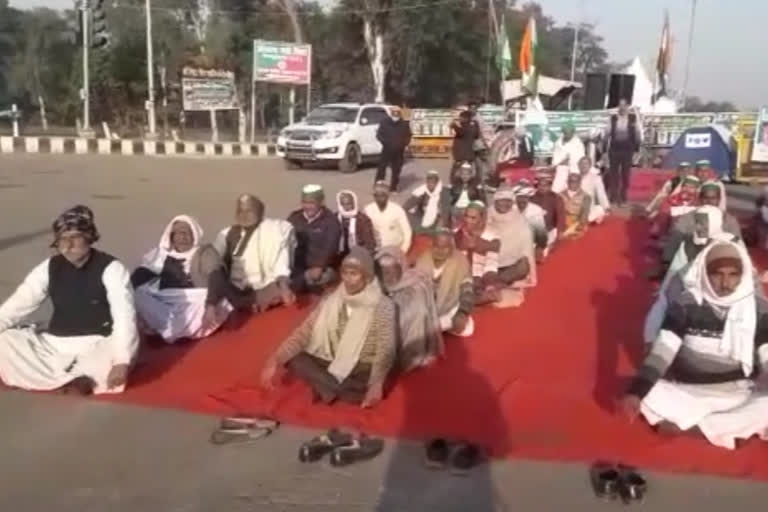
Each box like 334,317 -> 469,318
450,110 -> 481,179
287,185 -> 342,294
605,99 -> 641,206
375,106 -> 412,192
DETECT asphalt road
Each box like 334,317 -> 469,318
0,153 -> 766,511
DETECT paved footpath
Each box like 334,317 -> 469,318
0,154 -> 766,511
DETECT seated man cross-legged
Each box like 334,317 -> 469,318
288,185 -> 342,293
210,194 -> 296,316
133,214 -> 232,343
261,248 -> 396,408
0,206 -> 138,395
414,228 -> 475,337
622,241 -> 768,449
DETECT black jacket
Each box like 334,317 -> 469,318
377,118 -> 412,151
287,207 -> 341,271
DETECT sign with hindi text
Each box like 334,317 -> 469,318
253,40 -> 311,85
181,67 -> 238,111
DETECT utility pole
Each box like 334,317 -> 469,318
145,0 -> 157,138
681,0 -> 698,108
568,23 -> 580,110
80,0 -> 91,134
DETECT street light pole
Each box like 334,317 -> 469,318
81,0 -> 91,133
145,0 -> 157,138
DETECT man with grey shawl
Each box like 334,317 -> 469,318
376,246 -> 444,370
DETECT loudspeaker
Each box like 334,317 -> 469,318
607,73 -> 635,108
584,73 -> 608,110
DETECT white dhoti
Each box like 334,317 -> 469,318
438,304 -> 474,337
553,165 -> 569,194
0,327 -> 129,394
134,282 -> 232,343
588,205 -> 606,224
640,379 -> 768,449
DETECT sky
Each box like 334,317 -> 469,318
9,0 -> 766,109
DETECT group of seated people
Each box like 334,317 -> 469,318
621,161 -> 768,449
3,158 -> 766,449
0,161 -> 607,405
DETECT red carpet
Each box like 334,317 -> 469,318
110,217 -> 768,481
500,167 -> 673,202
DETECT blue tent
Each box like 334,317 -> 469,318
662,126 -> 734,179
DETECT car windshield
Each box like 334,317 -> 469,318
305,107 -> 359,124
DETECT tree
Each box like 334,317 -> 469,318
684,95 -> 737,113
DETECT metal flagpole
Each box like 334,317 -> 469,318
681,0 -> 698,108
145,0 -> 157,137
568,23 -> 580,110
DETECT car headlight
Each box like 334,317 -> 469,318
319,130 -> 344,140
280,129 -> 292,138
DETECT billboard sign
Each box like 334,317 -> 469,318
181,67 -> 238,111
253,40 -> 311,85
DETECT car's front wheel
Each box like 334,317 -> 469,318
338,143 -> 360,173
285,159 -> 303,170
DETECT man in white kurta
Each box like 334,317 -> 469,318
210,194 -> 296,314
577,156 -> 610,224
364,180 -> 412,253
552,123 -> 586,193
0,206 -> 138,395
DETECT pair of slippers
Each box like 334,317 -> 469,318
590,462 -> 647,504
299,428 -> 384,467
424,439 -> 482,476
210,416 -> 279,445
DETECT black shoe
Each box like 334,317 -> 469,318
298,429 -> 353,463
424,438 -> 451,469
449,442 -> 482,476
590,462 -> 621,500
329,435 -> 384,467
618,465 -> 647,503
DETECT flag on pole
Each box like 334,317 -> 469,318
496,14 -> 512,80
655,10 -> 671,100
519,16 -> 538,95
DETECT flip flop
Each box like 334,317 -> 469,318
589,462 -> 620,501
298,428 -> 354,463
209,426 -> 273,445
329,435 -> 384,467
219,416 -> 279,431
449,442 -> 482,476
424,438 -> 452,470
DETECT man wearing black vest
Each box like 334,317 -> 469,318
605,99 -> 641,206
0,205 -> 138,395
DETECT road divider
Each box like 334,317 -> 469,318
0,136 -> 276,158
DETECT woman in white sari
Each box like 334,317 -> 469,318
132,215 -> 232,343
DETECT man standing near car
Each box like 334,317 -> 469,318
375,106 -> 412,193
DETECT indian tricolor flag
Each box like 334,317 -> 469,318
519,16 -> 538,95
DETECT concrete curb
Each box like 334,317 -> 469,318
0,136 -> 276,158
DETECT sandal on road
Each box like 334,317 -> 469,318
298,429 -> 354,463
219,415 -> 279,431
329,435 -> 384,467
589,462 -> 621,501
210,426 -> 274,445
618,465 -> 647,504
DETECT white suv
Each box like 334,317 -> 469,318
276,103 -> 395,173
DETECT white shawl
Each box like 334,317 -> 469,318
411,181 -> 443,228
682,240 -> 757,377
141,215 -> 203,275
337,190 -> 359,250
